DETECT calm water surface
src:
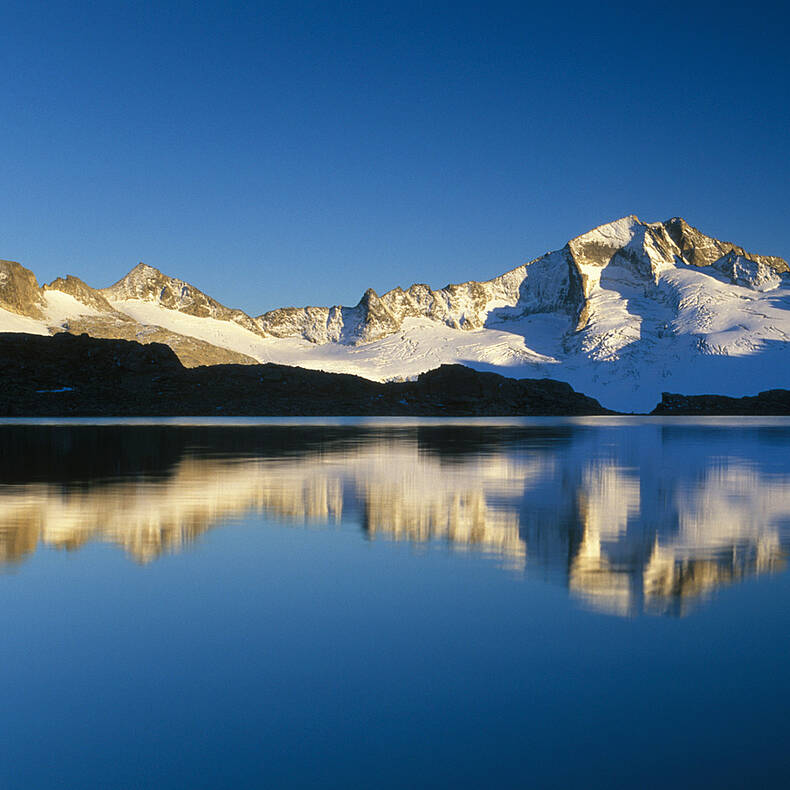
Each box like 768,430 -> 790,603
1,418 -> 789,788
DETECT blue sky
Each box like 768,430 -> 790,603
1,0 -> 788,314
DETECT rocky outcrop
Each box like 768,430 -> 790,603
710,250 -> 782,291
0,260 -> 45,318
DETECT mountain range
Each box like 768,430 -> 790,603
1,215 -> 788,411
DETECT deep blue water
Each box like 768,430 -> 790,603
1,418 -> 789,788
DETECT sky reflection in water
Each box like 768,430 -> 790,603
1,419 -> 790,788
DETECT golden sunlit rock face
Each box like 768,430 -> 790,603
0,425 -> 787,616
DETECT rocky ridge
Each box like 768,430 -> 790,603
256,216 -> 789,344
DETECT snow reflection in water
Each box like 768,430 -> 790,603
1,420 -> 789,616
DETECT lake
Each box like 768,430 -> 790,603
1,418 -> 789,788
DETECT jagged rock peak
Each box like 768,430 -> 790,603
562,215 -> 787,279
0,259 -> 45,318
102,262 -> 266,336
103,262 -> 180,300
44,274 -> 114,312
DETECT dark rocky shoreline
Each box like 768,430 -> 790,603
3,332 -> 790,417
652,390 -> 790,416
0,332 -> 609,416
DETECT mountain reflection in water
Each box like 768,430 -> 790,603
1,421 -> 789,616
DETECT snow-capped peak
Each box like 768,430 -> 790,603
568,214 -> 642,251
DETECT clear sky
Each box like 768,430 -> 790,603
1,0 -> 788,315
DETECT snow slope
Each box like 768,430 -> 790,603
0,291 -> 100,336
0,305 -> 49,335
109,302 -> 565,380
